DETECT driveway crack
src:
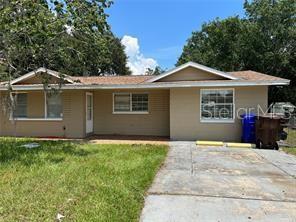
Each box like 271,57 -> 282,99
148,192 -> 296,203
254,149 -> 296,179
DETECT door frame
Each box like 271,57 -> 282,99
85,92 -> 94,134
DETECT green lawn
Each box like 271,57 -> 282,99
282,129 -> 296,155
0,138 -> 168,221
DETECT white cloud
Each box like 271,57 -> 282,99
64,25 -> 73,35
121,35 -> 158,75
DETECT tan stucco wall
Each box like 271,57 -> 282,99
93,89 -> 170,136
27,91 -> 44,118
158,67 -> 226,82
63,90 -> 85,138
0,90 -> 85,138
170,86 -> 268,141
1,86 -> 268,140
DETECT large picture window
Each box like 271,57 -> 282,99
13,93 -> 27,118
113,93 -> 148,113
46,93 -> 63,118
200,89 -> 234,122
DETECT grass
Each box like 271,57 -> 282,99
282,129 -> 296,155
0,138 -> 168,221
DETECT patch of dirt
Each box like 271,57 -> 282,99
87,135 -> 169,145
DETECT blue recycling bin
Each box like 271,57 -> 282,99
241,113 -> 256,143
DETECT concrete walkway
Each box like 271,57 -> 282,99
140,142 -> 296,222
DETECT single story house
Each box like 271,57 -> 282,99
0,62 -> 290,141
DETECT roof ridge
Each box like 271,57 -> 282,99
229,70 -> 252,72
74,75 -> 153,78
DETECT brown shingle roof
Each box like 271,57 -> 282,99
71,71 -> 288,85
229,70 -> 288,82
72,75 -> 153,85
0,70 -> 288,86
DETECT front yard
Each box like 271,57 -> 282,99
0,138 -> 167,221
282,129 -> 296,155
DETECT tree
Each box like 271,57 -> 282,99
177,0 -> 296,104
145,66 -> 166,75
50,0 -> 130,76
0,0 -> 130,82
107,36 -> 131,75
0,0 -> 63,79
178,17 -> 246,71
243,0 -> 296,104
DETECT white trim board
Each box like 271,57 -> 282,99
10,118 -> 63,121
10,68 -> 74,85
0,79 -> 289,91
146,62 -> 239,83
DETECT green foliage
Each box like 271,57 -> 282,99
0,138 -> 168,221
0,0 -> 130,81
177,0 -> 296,104
145,66 -> 166,75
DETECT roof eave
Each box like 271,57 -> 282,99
0,80 -> 290,91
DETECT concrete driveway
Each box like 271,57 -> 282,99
140,142 -> 296,222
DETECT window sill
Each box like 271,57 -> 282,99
200,119 -> 235,123
113,112 -> 149,115
10,118 -> 63,121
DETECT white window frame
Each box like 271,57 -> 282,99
113,92 -> 149,114
9,91 -> 63,121
200,88 -> 235,123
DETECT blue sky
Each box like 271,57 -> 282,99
107,0 -> 246,74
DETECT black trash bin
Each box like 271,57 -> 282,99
255,114 -> 282,150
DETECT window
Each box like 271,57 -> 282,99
86,94 -> 93,121
114,94 -> 130,112
132,94 -> 149,112
201,89 -> 234,122
113,93 -> 148,113
46,93 -> 62,118
13,93 -> 27,118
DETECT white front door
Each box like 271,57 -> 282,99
86,92 -> 93,134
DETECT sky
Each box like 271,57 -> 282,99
107,0 -> 246,74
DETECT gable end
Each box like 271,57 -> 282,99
10,68 -> 74,85
147,62 -> 238,83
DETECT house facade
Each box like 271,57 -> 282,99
0,62 -> 290,141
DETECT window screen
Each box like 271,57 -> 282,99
114,93 -> 148,113
114,94 -> 130,112
46,93 -> 62,118
132,94 -> 148,112
201,89 -> 234,120
13,93 -> 27,118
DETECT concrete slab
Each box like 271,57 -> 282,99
254,149 -> 296,178
141,142 -> 296,222
141,195 -> 296,222
149,170 -> 296,202
191,149 -> 288,177
163,157 -> 192,171
254,149 -> 296,165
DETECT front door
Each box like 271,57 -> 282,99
86,92 -> 93,134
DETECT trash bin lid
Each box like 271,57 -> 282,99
240,113 -> 256,118
258,114 -> 281,119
